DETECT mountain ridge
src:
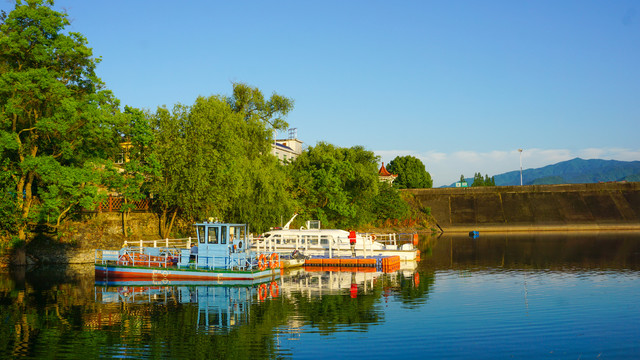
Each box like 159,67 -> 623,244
447,158 -> 640,187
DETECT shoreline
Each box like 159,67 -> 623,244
3,225 -> 640,267
439,223 -> 640,234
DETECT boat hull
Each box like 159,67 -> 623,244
95,264 -> 278,282
254,247 -> 419,261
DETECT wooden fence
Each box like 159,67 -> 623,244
96,196 -> 152,212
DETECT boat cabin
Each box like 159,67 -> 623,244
193,222 -> 251,269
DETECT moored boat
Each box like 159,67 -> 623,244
95,221 -> 280,282
253,215 -> 420,261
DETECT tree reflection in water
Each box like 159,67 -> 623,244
0,264 -> 426,358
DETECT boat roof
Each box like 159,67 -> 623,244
193,222 -> 247,227
263,228 -> 349,236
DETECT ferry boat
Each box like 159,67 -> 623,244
95,221 -> 280,282
253,215 -> 420,261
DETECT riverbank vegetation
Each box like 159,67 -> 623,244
1,1 -> 434,249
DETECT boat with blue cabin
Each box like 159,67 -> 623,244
95,221 -> 280,282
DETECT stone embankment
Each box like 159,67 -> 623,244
406,182 -> 640,233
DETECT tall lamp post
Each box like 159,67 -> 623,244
518,149 -> 523,186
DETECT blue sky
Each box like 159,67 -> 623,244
3,0 -> 639,186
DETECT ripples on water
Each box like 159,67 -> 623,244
1,232 -> 639,359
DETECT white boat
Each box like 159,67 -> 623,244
252,215 -> 420,261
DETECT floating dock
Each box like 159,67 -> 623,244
303,255 -> 402,273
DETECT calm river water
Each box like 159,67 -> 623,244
1,232 -> 639,359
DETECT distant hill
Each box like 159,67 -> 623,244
447,158 -> 640,187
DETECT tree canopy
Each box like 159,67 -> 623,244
387,155 -> 433,189
0,1 -> 416,243
150,85 -> 296,236
471,172 -> 496,187
0,0 -> 119,240
289,143 -> 409,229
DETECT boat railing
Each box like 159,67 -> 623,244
96,244 -> 263,271
364,233 -> 397,246
364,232 -> 417,246
114,246 -> 181,268
186,254 -> 255,271
122,237 -> 195,251
95,249 -> 121,264
251,234 -> 375,258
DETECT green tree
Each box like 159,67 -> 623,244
471,173 -> 495,187
471,172 -> 484,186
484,174 -> 495,186
373,181 -> 410,221
290,143 -> 382,228
0,0 -> 119,240
387,155 -> 433,189
151,104 -> 189,238
225,82 -> 296,232
151,84 -> 295,237
105,106 -> 159,236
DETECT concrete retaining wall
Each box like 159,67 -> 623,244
406,182 -> 640,232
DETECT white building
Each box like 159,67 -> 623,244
271,128 -> 303,163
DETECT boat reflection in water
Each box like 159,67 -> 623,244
94,278 -> 280,333
281,267 -> 419,298
93,266 -> 422,332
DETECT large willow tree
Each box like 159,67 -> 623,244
152,84 -> 296,237
0,0 -> 119,241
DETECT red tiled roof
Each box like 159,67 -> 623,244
378,162 -> 397,177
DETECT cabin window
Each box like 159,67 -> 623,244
208,227 -> 219,244
272,235 -> 281,245
220,226 -> 227,244
320,236 -> 329,245
230,226 -> 244,242
198,226 -> 206,244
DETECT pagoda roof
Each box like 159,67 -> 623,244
378,162 -> 397,177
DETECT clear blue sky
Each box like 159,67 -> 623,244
3,0 -> 639,186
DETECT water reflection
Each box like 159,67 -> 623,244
418,231 -> 640,271
94,284 -> 265,333
1,232 -> 639,359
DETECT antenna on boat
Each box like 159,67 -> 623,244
283,213 -> 298,230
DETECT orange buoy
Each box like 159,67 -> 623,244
258,283 -> 267,301
269,281 -> 279,297
258,254 -> 267,271
269,252 -> 280,269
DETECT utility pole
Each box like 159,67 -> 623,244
518,149 -> 523,186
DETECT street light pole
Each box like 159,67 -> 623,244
518,149 -> 523,186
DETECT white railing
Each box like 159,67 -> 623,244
251,233 -> 377,258
122,237 -> 194,251
364,233 -> 416,246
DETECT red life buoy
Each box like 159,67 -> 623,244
269,252 -> 280,269
269,281 -> 279,297
258,254 -> 267,271
258,283 -> 267,301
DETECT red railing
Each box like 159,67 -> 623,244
96,196 -> 152,212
